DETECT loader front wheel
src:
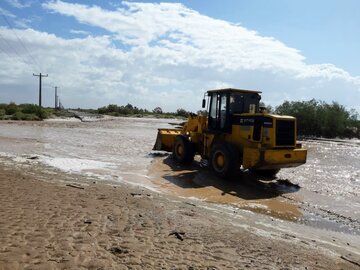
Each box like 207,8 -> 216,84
210,143 -> 238,179
172,135 -> 194,164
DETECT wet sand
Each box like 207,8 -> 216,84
1,158 -> 359,270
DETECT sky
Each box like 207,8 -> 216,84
0,0 -> 359,113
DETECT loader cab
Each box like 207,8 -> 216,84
205,88 -> 262,132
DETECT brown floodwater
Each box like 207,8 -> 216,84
148,157 -> 302,221
0,117 -> 359,235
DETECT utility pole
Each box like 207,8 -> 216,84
33,73 -> 48,107
53,86 -> 59,109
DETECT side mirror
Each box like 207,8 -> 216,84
202,99 -> 206,108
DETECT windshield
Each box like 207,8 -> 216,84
229,93 -> 260,114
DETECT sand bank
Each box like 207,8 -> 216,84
0,159 -> 358,269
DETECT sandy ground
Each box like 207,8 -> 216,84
1,158 -> 359,269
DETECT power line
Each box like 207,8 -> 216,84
44,82 -> 55,88
0,37 -> 12,59
0,12 -> 42,73
1,13 -> 42,71
0,30 -> 32,67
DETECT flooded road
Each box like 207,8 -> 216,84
0,118 -> 359,236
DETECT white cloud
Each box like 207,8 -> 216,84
0,7 -> 32,28
13,18 -> 32,28
0,7 -> 16,18
69,29 -> 90,35
0,1 -> 359,113
5,0 -> 33,9
43,1 -> 303,72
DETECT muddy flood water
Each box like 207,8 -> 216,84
0,117 -> 359,237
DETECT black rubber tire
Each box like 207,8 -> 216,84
251,169 -> 280,178
210,143 -> 239,179
172,135 -> 195,164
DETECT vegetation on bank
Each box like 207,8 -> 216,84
96,103 -> 188,119
0,103 -> 50,120
1,100 -> 359,139
274,99 -> 360,138
0,103 -> 190,120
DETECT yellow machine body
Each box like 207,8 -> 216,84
153,88 -> 307,176
154,129 -> 181,152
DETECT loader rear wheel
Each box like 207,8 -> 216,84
210,143 -> 238,179
172,135 -> 194,164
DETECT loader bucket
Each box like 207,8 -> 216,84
153,129 -> 181,152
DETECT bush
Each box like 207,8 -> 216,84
21,104 -> 39,114
97,103 -> 151,116
36,108 -> 48,119
5,103 -> 18,115
12,112 -> 39,121
0,109 -> 5,119
11,112 -> 25,120
21,104 -> 48,119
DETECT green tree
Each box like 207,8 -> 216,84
153,107 -> 163,114
176,108 -> 188,117
275,99 -> 359,138
107,104 -> 118,113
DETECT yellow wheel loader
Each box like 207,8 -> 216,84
153,88 -> 307,178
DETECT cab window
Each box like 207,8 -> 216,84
220,95 -> 227,129
208,93 -> 230,131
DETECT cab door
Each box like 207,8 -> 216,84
208,92 -> 230,132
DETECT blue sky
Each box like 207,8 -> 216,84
0,0 -> 359,112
